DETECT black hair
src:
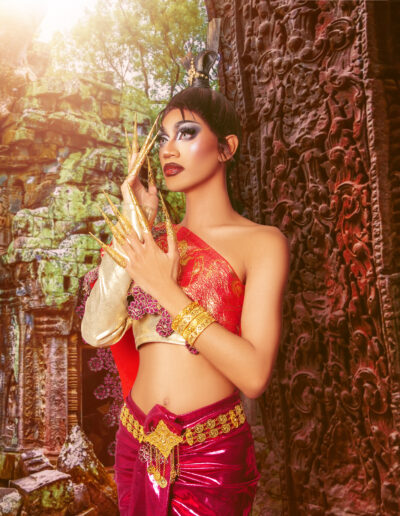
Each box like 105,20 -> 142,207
159,87 -> 242,180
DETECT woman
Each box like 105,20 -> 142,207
80,50 -> 290,515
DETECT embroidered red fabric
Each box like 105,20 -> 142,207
77,222 -> 245,399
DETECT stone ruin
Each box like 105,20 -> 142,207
0,38 -> 148,513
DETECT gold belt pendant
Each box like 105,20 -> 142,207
143,420 -> 183,488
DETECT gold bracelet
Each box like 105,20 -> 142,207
186,312 -> 215,346
171,301 -> 216,350
172,304 -> 205,335
171,301 -> 199,332
181,310 -> 210,341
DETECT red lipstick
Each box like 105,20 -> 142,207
163,163 -> 184,176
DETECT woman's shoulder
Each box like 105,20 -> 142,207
232,216 -> 288,244
232,217 -> 289,268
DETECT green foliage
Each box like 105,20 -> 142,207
49,0 -> 209,98
48,0 -> 211,223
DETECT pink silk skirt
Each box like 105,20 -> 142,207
114,388 -> 260,515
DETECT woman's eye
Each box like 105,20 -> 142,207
156,134 -> 168,146
178,127 -> 197,139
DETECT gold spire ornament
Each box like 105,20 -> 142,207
187,57 -> 208,87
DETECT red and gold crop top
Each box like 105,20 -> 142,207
78,222 -> 245,393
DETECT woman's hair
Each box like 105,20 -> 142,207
159,87 -> 242,177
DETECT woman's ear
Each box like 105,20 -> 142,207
218,134 -> 239,162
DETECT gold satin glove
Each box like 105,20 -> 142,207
81,247 -> 132,347
82,113 -> 176,347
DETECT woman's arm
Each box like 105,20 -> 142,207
124,228 -> 290,398
81,250 -> 133,347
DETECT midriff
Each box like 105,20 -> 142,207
130,341 -> 236,416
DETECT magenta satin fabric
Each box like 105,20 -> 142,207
114,389 -> 260,515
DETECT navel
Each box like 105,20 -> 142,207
162,397 -> 170,407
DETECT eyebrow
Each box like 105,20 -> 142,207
159,120 -> 201,133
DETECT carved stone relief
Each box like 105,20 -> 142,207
205,1 -> 400,514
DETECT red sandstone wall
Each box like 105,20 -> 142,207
204,1 -> 400,514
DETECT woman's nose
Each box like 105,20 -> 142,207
161,138 -> 179,158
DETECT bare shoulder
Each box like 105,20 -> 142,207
234,217 -> 289,253
232,218 -> 290,276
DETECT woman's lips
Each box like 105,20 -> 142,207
163,164 -> 184,176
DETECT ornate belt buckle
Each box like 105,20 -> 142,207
143,419 -> 183,459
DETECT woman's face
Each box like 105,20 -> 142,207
157,108 -> 222,192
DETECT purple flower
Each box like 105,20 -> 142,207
88,356 -> 104,372
108,440 -> 116,457
127,285 -> 174,337
94,384 -> 109,400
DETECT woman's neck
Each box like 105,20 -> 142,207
179,169 -> 237,230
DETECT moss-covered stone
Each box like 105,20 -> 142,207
10,469 -> 73,515
2,127 -> 35,145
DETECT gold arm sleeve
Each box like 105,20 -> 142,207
80,196 -> 150,347
81,251 -> 132,347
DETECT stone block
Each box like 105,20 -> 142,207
57,425 -> 118,516
0,488 -> 22,516
101,102 -> 120,120
66,483 -> 91,515
0,452 -> 21,481
20,109 -> 48,130
32,143 -> 58,161
20,450 -> 53,476
44,131 -> 64,146
2,127 -> 35,145
10,468 -> 73,515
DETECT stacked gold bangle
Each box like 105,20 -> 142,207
171,301 -> 216,349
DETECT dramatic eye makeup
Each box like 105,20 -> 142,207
157,121 -> 201,146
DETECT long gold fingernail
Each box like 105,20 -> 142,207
124,127 -> 132,156
128,132 -> 158,179
127,113 -> 160,179
132,113 -> 160,165
147,156 -> 155,187
100,208 -> 126,247
159,192 -> 177,245
102,191 -> 133,235
127,184 -> 151,233
89,233 -> 127,268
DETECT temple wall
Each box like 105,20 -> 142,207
0,62 -> 143,463
204,1 -> 400,514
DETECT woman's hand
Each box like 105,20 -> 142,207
119,222 -> 181,304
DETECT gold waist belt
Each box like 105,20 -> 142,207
119,400 -> 247,489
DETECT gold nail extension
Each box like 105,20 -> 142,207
126,184 -> 151,233
89,233 -> 127,268
159,192 -> 178,246
102,191 -> 133,235
147,156 -> 156,187
128,113 -> 160,177
128,132 -> 158,180
100,208 -> 126,247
